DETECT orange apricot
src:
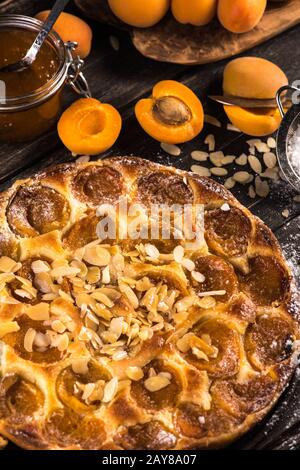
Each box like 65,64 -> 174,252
108,0 -> 170,28
218,0 -> 267,34
224,106 -> 282,137
135,80 -> 204,144
57,98 -> 122,155
223,57 -> 288,100
222,57 -> 287,136
171,0 -> 217,26
35,11 -> 92,59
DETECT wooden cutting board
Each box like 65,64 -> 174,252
75,0 -> 300,65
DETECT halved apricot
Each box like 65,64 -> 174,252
135,80 -> 204,144
171,0 -> 217,26
224,105 -> 282,137
57,98 -> 122,155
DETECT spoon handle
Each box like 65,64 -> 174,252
25,0 -> 70,64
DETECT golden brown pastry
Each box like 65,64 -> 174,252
0,157 -> 298,450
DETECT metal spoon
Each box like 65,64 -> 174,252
0,0 -> 70,73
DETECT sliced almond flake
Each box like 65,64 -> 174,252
24,328 -> 36,352
221,203 -> 230,211
204,114 -> 221,127
112,350 -> 128,361
82,383 -> 95,401
293,195 -> 300,203
282,209 -> 290,218
71,357 -> 89,375
144,375 -> 170,392
0,321 -> 20,339
126,366 -> 144,381
204,134 -> 215,151
255,176 -> 270,198
233,171 -> 252,185
248,155 -> 262,174
76,155 -> 90,163
227,123 -> 241,132
31,260 -> 50,274
209,151 -> 224,167
109,317 -> 124,339
51,266 -> 80,278
235,153 -> 247,166
263,152 -> 277,169
26,303 -> 49,321
144,243 -> 160,260
191,165 -> 211,177
34,332 -> 50,349
109,35 -> 120,51
211,167 -> 228,176
90,291 -> 114,307
267,137 -> 276,149
0,295 -> 20,305
118,282 -> 139,309
221,155 -> 235,165
102,377 -> 119,403
35,272 -> 55,294
0,256 -> 17,273
181,258 -> 195,271
101,265 -> 110,284
191,271 -> 205,283
55,332 -> 69,351
191,150 -> 209,162
198,290 -> 226,297
14,288 -> 32,299
224,177 -> 236,189
260,167 -> 279,180
160,142 -> 181,157
83,246 -> 111,267
248,185 -> 256,199
192,347 -> 209,361
173,245 -> 184,263
51,319 -> 66,333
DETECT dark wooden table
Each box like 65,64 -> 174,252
1,0 -> 300,451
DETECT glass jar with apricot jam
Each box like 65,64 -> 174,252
0,15 -> 88,142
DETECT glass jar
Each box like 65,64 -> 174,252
0,14 -> 90,142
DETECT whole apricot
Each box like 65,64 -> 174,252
58,98 -> 122,155
108,0 -> 170,28
218,0 -> 267,34
171,0 -> 217,26
35,11 -> 92,58
223,57 -> 288,99
222,57 -> 288,136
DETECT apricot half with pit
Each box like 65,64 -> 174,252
171,0 -> 217,26
218,0 -> 267,34
108,0 -> 170,28
223,57 -> 288,137
57,98 -> 122,156
135,80 -> 204,144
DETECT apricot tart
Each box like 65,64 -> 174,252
0,157 -> 299,450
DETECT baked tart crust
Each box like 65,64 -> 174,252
0,157 -> 298,450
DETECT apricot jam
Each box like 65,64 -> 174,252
0,15 -> 69,142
